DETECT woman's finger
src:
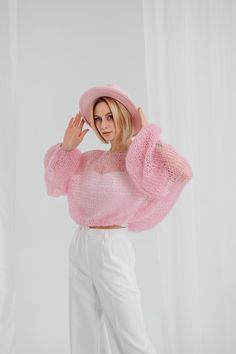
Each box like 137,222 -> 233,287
68,112 -> 83,129
75,112 -> 82,125
138,107 -> 148,126
68,117 -> 75,128
79,117 -> 85,127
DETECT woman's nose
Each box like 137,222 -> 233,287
101,121 -> 109,129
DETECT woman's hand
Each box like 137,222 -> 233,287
130,107 -> 149,143
61,112 -> 90,151
138,107 -> 149,128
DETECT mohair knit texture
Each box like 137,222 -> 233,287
43,123 -> 193,232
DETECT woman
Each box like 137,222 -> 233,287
43,84 -> 193,354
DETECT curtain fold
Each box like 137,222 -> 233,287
0,0 -> 16,353
1,0 -> 235,353
142,0 -> 236,353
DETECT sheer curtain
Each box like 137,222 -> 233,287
142,0 -> 236,354
1,0 -> 235,353
0,0 -> 16,353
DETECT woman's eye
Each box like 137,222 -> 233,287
94,115 -> 113,121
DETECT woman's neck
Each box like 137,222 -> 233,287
109,143 -> 132,153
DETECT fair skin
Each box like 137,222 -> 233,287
61,103 -> 148,229
94,101 -> 131,152
93,101 -> 149,152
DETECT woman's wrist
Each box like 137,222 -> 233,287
60,143 -> 74,152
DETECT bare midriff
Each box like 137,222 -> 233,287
88,225 -> 126,229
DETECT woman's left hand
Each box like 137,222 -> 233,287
138,107 -> 149,127
130,107 -> 149,143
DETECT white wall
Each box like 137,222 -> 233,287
16,1 -> 157,353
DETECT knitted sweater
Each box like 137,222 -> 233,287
43,123 -> 193,232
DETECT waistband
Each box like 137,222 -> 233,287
76,224 -> 128,238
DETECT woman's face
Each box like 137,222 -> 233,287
93,101 -> 118,141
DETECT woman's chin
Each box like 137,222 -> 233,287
105,135 -> 114,141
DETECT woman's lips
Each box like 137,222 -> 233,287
103,132 -> 111,135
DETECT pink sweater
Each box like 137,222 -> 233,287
43,123 -> 193,232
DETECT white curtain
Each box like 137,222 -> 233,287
142,0 -> 236,354
0,0 -> 16,353
1,0 -> 235,353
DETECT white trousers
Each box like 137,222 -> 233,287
68,224 -> 157,354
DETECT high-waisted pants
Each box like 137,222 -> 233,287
68,224 -> 157,354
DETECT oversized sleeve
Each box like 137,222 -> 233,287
125,123 -> 193,200
43,143 -> 82,197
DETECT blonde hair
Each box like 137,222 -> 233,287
88,96 -> 134,145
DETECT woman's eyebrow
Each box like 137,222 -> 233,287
94,112 -> 112,118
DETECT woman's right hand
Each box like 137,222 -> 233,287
61,112 -> 90,151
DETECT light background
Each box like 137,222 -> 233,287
16,1 -> 160,353
1,0 -> 235,354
